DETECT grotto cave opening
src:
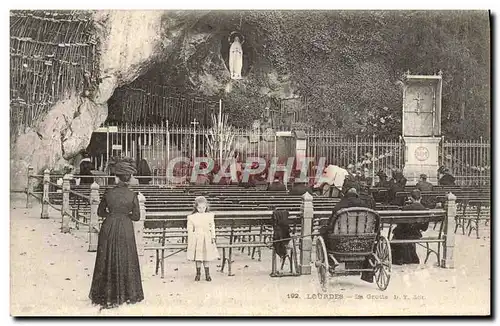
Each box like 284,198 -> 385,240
84,60 -> 222,175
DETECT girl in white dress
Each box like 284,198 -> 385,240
187,196 -> 220,281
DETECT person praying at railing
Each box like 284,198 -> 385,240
187,196 -> 219,282
391,189 -> 429,265
89,157 -> 144,309
438,166 -> 456,186
137,159 -> 152,185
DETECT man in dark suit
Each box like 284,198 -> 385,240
391,189 -> 429,265
416,174 -> 433,192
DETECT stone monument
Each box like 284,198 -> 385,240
402,71 -> 443,185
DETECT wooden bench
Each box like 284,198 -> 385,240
455,199 -> 490,238
395,190 -> 490,208
142,194 -> 457,278
144,211 -> 303,277
371,186 -> 489,202
35,171 -> 458,275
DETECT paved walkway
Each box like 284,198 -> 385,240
10,200 -> 490,316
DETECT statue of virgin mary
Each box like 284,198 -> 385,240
229,35 -> 243,80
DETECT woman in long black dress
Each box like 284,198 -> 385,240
89,158 -> 144,309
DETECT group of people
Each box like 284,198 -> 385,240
89,157 -> 218,309
88,152 -> 457,309
320,185 -> 429,285
318,163 -> 457,280
77,151 -> 154,186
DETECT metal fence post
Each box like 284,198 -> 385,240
441,192 -> 457,268
61,174 -> 71,233
41,169 -> 50,219
88,182 -> 100,252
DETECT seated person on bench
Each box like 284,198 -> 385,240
267,176 -> 287,191
320,187 -> 368,237
288,181 -> 311,196
438,166 -> 456,186
416,173 -> 433,192
391,189 -> 429,265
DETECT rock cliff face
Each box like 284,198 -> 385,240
11,11 -> 167,190
10,10 -> 293,190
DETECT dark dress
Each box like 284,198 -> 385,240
388,179 -> 406,207
137,160 -> 152,185
89,182 -> 144,308
79,159 -> 94,185
341,173 -> 357,194
439,173 -> 456,186
271,210 -> 291,259
391,202 -> 428,265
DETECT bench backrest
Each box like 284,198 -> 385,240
330,207 -> 380,235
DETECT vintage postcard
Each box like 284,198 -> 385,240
9,9 -> 491,316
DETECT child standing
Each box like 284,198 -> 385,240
187,196 -> 219,281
